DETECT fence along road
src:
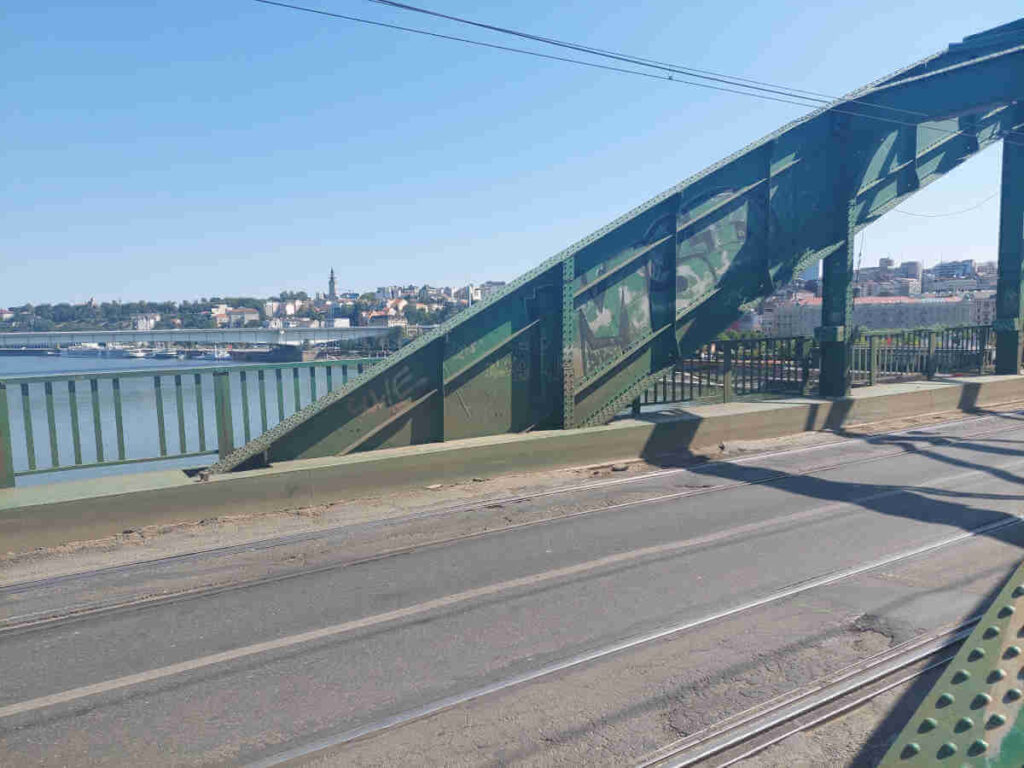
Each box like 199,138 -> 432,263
0,359 -> 377,487
0,325 -> 995,487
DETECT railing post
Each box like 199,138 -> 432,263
0,382 -> 15,488
562,257 -> 577,429
979,326 -> 990,375
868,335 -> 878,387
213,370 -> 234,460
995,105 -> 1024,375
722,342 -> 734,403
926,331 -> 937,380
796,338 -> 809,395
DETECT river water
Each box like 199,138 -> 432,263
1,354 -> 371,487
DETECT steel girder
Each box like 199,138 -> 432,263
210,19 -> 1024,473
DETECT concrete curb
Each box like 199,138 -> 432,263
2,375 -> 1022,553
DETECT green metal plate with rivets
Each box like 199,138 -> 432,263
879,558 -> 1024,767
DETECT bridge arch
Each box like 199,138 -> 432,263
213,19 -> 1024,472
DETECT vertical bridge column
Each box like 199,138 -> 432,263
996,117 -> 1024,374
817,203 -> 856,397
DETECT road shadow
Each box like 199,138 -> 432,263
482,564 -> 1014,767
633,408 -> 1024,764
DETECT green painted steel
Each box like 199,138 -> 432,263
258,369 -> 269,432
174,374 -> 187,454
0,359 -> 376,481
44,381 -> 58,468
879,558 -> 1024,767
154,376 -> 167,457
112,377 -> 126,461
240,370 -> 252,443
0,383 -> 15,488
67,380 -> 82,465
637,326 -> 993,408
275,368 -> 285,421
20,383 -> 35,471
996,103 -> 1024,374
194,373 -> 207,453
213,370 -> 234,461
207,20 -> 1024,474
90,378 -> 104,464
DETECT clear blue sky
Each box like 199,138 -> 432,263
3,1 -> 1021,305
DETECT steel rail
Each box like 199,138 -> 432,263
636,620 -> 978,767
3,414 -> 1022,634
241,517 -> 1022,768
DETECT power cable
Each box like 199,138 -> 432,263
358,0 -> 1024,138
251,0 -> 1024,148
251,0 -> 825,110
360,0 -> 840,106
893,191 -> 999,217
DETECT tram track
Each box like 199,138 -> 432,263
3,414 -> 1022,634
240,515 -> 1019,768
634,619 -> 974,768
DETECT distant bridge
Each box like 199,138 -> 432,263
0,326 -> 403,348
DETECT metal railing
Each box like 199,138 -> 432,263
850,326 -> 993,386
0,359 -> 375,487
636,325 -> 995,410
639,336 -> 812,408
0,326 -> 1000,485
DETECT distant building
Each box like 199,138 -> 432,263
767,296 -> 982,337
0,308 -> 16,321
971,292 -> 997,325
479,280 -> 507,300
367,311 -> 407,328
892,278 -> 922,296
454,284 -> 482,303
211,305 -> 260,327
329,317 -> 351,328
899,261 -> 923,279
328,268 -> 337,300
282,317 -> 321,329
932,259 -> 975,279
923,276 -> 980,293
131,313 -> 161,331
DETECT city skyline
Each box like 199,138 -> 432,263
0,246 -> 1001,310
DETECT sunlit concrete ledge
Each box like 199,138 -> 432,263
3,374 -> 1023,554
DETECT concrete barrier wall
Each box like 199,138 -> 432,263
2,375 -> 1022,553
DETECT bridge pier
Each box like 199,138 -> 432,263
996,107 -> 1024,375
817,203 -> 857,397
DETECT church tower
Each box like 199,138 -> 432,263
328,268 -> 337,300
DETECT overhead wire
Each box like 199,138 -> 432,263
250,0 -> 823,110
359,0 -> 842,107
251,0 -> 1024,148
893,191 -> 999,217
357,0 -> 1024,140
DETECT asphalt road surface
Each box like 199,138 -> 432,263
4,411 -> 1024,766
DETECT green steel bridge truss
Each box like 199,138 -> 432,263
210,19 -> 1024,474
